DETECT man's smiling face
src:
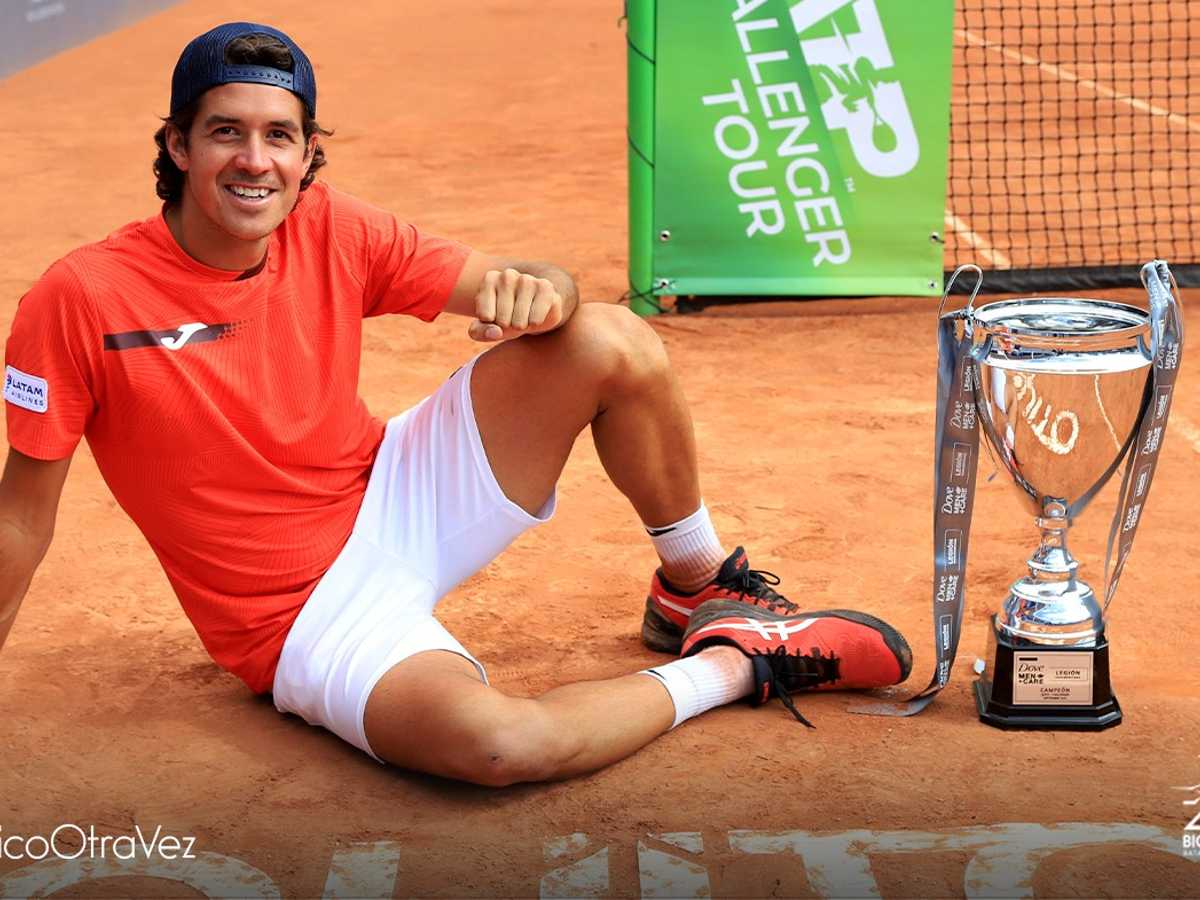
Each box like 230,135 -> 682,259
167,82 -> 317,264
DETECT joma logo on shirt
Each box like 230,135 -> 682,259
4,366 -> 49,413
103,323 -> 235,352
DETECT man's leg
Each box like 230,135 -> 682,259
359,306 -> 911,784
362,599 -> 912,786
469,301 -> 748,651
359,304 -> 759,785
468,302 -> 704,538
363,645 -> 749,787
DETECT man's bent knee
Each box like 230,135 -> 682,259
365,657 -> 580,787
552,302 -> 669,393
445,702 -> 580,787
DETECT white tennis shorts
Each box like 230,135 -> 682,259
271,355 -> 555,760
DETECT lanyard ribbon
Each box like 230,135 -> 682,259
1103,261 -> 1185,609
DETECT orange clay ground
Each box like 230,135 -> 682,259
1,1 -> 1198,897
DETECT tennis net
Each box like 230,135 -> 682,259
945,0 -> 1200,291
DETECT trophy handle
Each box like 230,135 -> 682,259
939,263 -> 984,319
942,264 -> 1050,507
1100,260 -> 1186,612
1141,259 -> 1187,356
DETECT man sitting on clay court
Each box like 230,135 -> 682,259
0,23 -> 911,786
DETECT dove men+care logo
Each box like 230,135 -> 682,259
702,0 -> 920,262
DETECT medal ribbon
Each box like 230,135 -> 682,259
853,270 -> 983,716
1102,260 -> 1184,609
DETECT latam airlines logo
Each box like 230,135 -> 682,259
103,322 -> 235,352
4,366 -> 48,414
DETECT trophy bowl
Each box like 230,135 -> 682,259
971,298 -> 1153,648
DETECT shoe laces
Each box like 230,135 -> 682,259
723,566 -> 800,615
755,645 -> 842,728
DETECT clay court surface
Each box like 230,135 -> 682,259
2,1 -> 1199,897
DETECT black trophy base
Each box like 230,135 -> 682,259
974,616 -> 1122,731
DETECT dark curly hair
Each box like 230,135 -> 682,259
153,33 -> 332,203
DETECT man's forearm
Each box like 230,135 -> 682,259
0,520 -> 48,653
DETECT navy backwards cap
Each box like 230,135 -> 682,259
170,22 -> 317,117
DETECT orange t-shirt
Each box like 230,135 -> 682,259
4,181 -> 470,692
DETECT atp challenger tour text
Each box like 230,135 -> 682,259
702,0 -> 920,259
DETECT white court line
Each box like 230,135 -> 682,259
944,212 -> 1012,268
959,28 -> 1200,134
1169,412 -> 1200,455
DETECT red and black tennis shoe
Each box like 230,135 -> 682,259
680,600 -> 913,726
641,547 -> 801,654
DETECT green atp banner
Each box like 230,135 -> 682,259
628,0 -> 954,311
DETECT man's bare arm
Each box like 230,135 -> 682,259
0,448 -> 72,651
444,251 -> 579,342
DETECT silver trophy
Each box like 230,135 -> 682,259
942,262 -> 1183,729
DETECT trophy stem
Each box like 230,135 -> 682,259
997,499 -> 1104,646
1026,499 -> 1079,585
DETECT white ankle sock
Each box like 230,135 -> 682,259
642,649 -> 754,728
645,502 -> 726,590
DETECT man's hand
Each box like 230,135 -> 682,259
445,252 -> 579,338
468,268 -> 565,343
